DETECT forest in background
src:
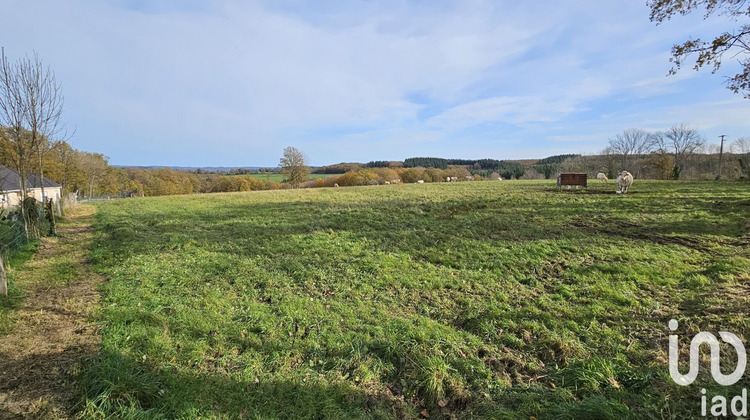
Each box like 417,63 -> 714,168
3,125 -> 750,200
2,132 -> 748,200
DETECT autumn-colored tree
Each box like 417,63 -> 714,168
646,149 -> 676,180
78,151 -> 109,198
279,146 -> 309,188
396,167 -> 427,184
43,140 -> 86,196
213,176 -> 251,193
445,165 -> 471,181
99,167 -> 136,196
649,0 -> 750,97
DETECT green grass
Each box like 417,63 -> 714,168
0,240 -> 39,336
237,173 -> 339,183
83,180 -> 750,418
0,212 -> 92,337
0,216 -> 40,336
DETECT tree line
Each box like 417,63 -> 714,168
316,157 -> 529,180
403,157 -> 525,174
513,128 -> 749,182
602,124 -> 750,180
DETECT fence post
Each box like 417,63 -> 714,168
0,252 -> 6,296
46,198 -> 56,236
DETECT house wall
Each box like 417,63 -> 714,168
30,187 -> 61,204
0,192 -> 23,210
0,187 -> 62,210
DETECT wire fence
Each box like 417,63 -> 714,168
76,193 -> 126,203
0,217 -> 28,254
0,202 -> 54,261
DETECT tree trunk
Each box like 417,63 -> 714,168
18,167 -> 30,239
39,147 -> 47,227
46,198 -> 56,236
0,252 -> 6,297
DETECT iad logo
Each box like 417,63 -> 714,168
668,319 -> 749,417
668,319 -> 746,386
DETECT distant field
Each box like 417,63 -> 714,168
238,173 -> 339,183
85,180 -> 750,419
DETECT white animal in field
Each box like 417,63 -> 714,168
616,171 -> 633,193
384,181 -> 390,185
596,173 -> 608,183
417,180 -> 425,184
334,183 -> 339,188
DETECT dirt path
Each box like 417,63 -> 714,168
0,205 -> 102,419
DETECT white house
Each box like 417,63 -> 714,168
0,165 -> 62,209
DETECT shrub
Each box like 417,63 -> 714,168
397,168 -> 427,183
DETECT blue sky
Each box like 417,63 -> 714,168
1,0 -> 749,166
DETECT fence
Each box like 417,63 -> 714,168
0,200 -> 57,296
0,202 -> 54,260
76,193 -> 126,203
0,215 -> 28,256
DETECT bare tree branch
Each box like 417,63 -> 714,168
0,48 -> 66,238
649,0 -> 750,97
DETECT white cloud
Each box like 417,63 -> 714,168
0,0 -> 749,165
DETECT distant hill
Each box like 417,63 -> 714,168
115,155 -> 577,173
114,165 -> 269,172
507,159 -> 539,165
536,154 -> 580,165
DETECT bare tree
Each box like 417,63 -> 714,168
731,137 -> 750,154
19,51 -> 65,213
731,137 -> 750,178
607,128 -> 655,176
0,49 -> 35,237
652,124 -> 706,179
279,146 -> 309,188
0,49 -> 65,238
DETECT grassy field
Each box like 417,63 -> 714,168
83,180 -> 750,419
239,173 -> 338,183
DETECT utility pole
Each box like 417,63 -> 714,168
717,135 -> 727,180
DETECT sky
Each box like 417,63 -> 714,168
1,0 -> 749,167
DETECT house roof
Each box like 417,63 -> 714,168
0,165 -> 62,192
